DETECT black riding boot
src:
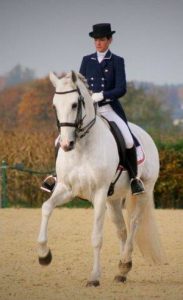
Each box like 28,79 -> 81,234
125,146 -> 145,195
40,143 -> 59,193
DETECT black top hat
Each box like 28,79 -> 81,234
89,23 -> 116,38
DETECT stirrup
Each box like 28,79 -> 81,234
40,175 -> 56,193
130,178 -> 145,195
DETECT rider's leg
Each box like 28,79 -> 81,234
125,146 -> 145,195
98,105 -> 144,195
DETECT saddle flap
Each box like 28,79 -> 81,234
108,121 -> 126,166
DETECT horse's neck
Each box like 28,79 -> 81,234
75,115 -> 107,154
78,82 -> 96,126
76,81 -> 109,151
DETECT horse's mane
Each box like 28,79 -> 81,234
76,72 -> 92,96
57,71 -> 92,95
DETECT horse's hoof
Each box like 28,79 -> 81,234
114,275 -> 127,283
39,249 -> 52,265
86,280 -> 100,287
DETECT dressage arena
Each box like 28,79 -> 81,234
1,208 -> 183,300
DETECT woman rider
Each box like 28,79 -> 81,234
79,23 -> 144,195
41,23 -> 144,195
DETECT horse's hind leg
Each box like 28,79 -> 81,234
106,199 -> 130,282
122,193 -> 147,265
37,182 -> 72,265
107,199 -> 127,255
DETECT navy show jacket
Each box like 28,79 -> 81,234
79,50 -> 127,121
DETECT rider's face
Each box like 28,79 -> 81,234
94,37 -> 112,53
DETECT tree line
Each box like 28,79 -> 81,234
0,76 -> 182,208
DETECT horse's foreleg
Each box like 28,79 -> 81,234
37,183 -> 72,265
86,189 -> 107,287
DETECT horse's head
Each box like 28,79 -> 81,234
50,71 -> 94,152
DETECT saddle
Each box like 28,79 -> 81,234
108,121 -> 126,166
108,121 -> 142,165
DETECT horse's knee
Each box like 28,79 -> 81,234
92,233 -> 103,249
42,201 -> 53,216
130,217 -> 141,231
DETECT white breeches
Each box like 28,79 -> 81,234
97,104 -> 134,149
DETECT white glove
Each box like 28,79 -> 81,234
91,92 -> 104,103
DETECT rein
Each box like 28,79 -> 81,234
54,87 -> 96,139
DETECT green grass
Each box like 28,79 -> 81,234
64,198 -> 92,208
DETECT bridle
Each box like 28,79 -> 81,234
54,86 -> 96,139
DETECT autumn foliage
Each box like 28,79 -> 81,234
0,77 -> 55,131
18,78 -> 55,129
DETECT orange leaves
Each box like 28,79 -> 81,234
155,148 -> 183,208
17,78 -> 55,130
0,77 -> 56,131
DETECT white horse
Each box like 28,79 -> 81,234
37,71 -> 166,286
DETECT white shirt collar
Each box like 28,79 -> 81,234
97,49 -> 109,63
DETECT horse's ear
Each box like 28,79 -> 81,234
71,70 -> 77,83
49,72 -> 58,87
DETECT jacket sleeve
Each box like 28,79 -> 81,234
79,56 -> 87,77
103,57 -> 127,100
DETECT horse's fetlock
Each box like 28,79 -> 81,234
117,228 -> 127,240
92,238 -> 103,249
119,260 -> 132,273
37,243 -> 49,258
90,270 -> 101,281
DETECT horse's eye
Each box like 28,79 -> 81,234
72,102 -> 78,110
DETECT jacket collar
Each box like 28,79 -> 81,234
103,49 -> 112,59
91,49 -> 112,60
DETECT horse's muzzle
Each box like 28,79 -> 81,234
60,140 -> 75,152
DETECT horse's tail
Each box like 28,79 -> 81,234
125,191 -> 167,265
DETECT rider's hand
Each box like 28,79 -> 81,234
91,92 -> 104,103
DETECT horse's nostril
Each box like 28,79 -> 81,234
60,140 -> 75,152
69,141 -> 75,148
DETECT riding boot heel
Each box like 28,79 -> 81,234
125,146 -> 145,195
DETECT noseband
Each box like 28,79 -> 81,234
54,87 -> 96,139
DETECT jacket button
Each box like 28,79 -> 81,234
101,78 -> 105,81
101,84 -> 104,87
104,69 -> 108,72
91,77 -> 94,80
91,84 -> 94,87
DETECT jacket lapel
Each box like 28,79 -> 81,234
90,52 -> 97,61
90,52 -> 104,76
100,50 -> 112,70
104,50 -> 112,60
